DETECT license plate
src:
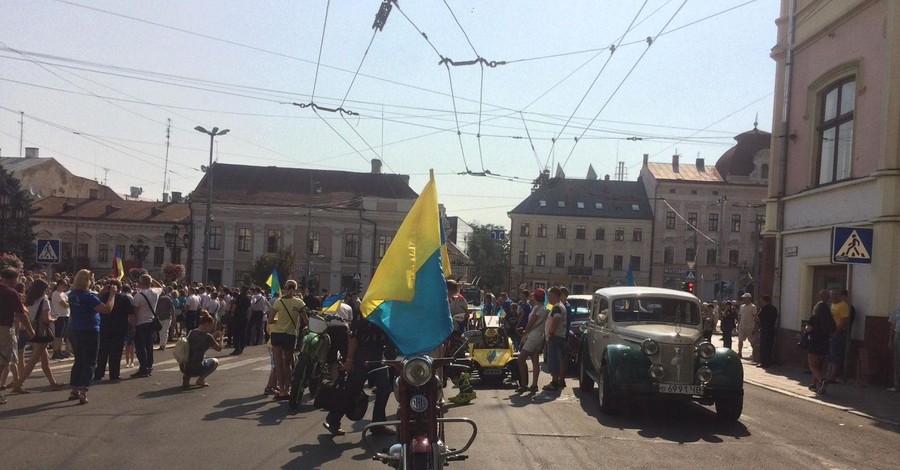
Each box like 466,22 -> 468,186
481,368 -> 504,375
658,384 -> 702,395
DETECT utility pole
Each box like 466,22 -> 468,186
194,126 -> 229,284
163,118 -> 171,198
18,111 -> 24,158
716,196 -> 727,300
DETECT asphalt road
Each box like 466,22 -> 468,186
1,345 -> 896,469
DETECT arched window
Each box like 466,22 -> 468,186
760,163 -> 769,179
817,77 -> 855,185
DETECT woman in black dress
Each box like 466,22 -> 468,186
806,289 -> 835,394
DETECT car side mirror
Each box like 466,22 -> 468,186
597,313 -> 608,326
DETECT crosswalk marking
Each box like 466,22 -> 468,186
214,357 -> 270,371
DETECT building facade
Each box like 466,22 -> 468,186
763,0 -> 900,382
640,131 -> 769,300
508,176 -> 653,295
1,149 -> 122,201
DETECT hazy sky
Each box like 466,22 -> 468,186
0,0 -> 779,240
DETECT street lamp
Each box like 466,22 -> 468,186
194,125 -> 229,284
129,239 -> 150,268
164,224 -> 191,264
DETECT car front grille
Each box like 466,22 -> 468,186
658,344 -> 694,384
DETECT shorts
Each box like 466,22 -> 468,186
270,332 -> 296,349
54,317 -> 69,338
828,333 -> 846,364
546,335 -> 566,377
738,328 -> 754,342
183,357 -> 218,378
17,330 -> 29,350
0,327 -> 15,367
807,340 -> 828,357
521,331 -> 544,354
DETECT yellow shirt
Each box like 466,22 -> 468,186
268,296 -> 307,335
830,301 -> 850,330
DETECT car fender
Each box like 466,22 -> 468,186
604,343 -> 653,387
700,347 -> 744,389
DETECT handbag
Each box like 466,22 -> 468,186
313,373 -> 351,412
797,331 -> 810,349
140,292 -> 163,333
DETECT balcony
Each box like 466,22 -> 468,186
567,266 -> 593,276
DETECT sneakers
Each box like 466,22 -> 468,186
264,386 -> 278,395
323,422 -> 345,436
51,352 -> 65,360
515,385 -> 528,393
808,384 -> 817,392
448,391 -> 477,405
816,379 -> 828,395
542,381 -> 561,392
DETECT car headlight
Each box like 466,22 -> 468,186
697,341 -> 716,360
641,339 -> 660,356
697,366 -> 713,384
650,364 -> 665,380
402,356 -> 433,387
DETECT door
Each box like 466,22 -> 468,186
588,295 -> 610,371
812,265 -> 846,308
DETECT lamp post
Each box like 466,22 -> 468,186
129,239 -> 150,268
194,125 -> 229,284
164,224 -> 191,264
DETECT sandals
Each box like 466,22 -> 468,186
68,391 -> 80,401
528,385 -> 539,393
78,392 -> 88,405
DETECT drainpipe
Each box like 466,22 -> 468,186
773,0 -> 796,308
359,208 -> 377,293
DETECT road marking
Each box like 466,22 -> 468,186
154,355 -> 252,372
215,357 -> 270,371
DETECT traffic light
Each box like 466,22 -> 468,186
685,281 -> 694,294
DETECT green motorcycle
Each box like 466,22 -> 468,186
289,312 -> 337,409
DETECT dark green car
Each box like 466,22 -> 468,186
578,287 -> 744,421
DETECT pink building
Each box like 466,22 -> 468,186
764,0 -> 900,382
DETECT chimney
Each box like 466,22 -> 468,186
672,154 -> 680,173
642,153 -> 649,168
25,147 -> 39,159
171,192 -> 183,203
696,158 -> 705,172
162,193 -> 170,203
604,174 -> 610,181
89,188 -> 99,200
371,158 -> 383,174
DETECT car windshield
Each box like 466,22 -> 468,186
610,297 -> 700,325
460,287 -> 481,306
567,298 -> 591,320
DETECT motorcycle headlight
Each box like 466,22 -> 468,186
641,339 -> 660,356
697,366 -> 713,384
650,364 -> 665,380
697,341 -> 716,360
402,356 -> 433,387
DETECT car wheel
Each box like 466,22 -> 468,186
578,356 -> 594,392
715,394 -> 743,422
597,363 -> 618,414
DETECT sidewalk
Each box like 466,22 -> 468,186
735,341 -> 900,427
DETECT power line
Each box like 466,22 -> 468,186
311,0 -> 331,102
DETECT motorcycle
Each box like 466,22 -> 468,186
362,330 -> 482,469
289,311 -> 336,409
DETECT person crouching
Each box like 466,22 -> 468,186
181,311 -> 224,389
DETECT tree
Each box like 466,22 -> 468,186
244,245 -> 296,288
0,163 -> 36,262
465,224 -> 509,294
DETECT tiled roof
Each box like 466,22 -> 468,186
644,161 -> 724,183
191,163 -> 418,207
509,178 -> 653,220
715,128 -> 771,178
31,196 -> 190,224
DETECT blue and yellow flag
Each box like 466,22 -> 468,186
266,269 -> 281,296
361,171 -> 453,355
112,246 -> 125,280
322,292 -> 344,313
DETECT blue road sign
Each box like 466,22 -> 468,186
831,226 -> 873,264
36,239 -> 61,264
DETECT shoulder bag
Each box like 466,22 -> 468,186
140,291 -> 163,333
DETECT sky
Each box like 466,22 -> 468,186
0,0 -> 780,242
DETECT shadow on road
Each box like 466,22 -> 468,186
137,386 -> 188,399
202,394 -> 309,426
573,389 -> 751,443
0,398 -> 74,419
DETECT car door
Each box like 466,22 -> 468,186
587,295 -> 610,371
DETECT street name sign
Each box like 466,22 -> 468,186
831,226 -> 873,264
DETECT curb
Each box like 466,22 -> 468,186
743,378 -> 900,427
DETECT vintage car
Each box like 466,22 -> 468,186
566,295 -> 593,366
468,315 -> 519,385
577,287 -> 743,421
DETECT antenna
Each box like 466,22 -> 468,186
102,167 -> 109,186
163,118 -> 171,198
18,111 -> 24,158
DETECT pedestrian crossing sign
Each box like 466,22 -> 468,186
36,239 -> 61,264
831,227 -> 873,264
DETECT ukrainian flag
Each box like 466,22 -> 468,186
361,171 -> 453,355
266,269 -> 281,295
112,246 -> 125,280
322,292 -> 344,313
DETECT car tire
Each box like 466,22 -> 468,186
578,357 -> 594,392
715,394 -> 743,422
597,363 -> 618,414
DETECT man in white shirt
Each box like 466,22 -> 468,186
736,293 -> 758,359
249,287 -> 268,345
185,288 -> 202,331
130,274 -> 163,377
50,280 -> 71,359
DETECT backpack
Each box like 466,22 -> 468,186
173,332 -> 190,365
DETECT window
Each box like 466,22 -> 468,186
577,202 -> 585,209
555,252 -> 565,268
731,214 -> 742,232
756,214 -> 766,232
344,233 -> 360,258
518,250 -> 528,266
593,254 -> 604,269
630,256 -> 641,271
558,201 -> 565,208
77,243 -> 88,258
237,228 -> 252,252
631,204 -> 640,211
61,242 -> 73,259
267,229 -> 282,253
666,211 -> 676,229
595,202 -> 603,209
536,252 -> 546,267
709,213 -> 719,232
669,189 -> 676,194
632,228 -> 642,242
556,224 -> 567,239
818,78 -> 855,185
595,227 -> 605,240
519,223 -> 530,237
209,227 -> 222,250
712,191 -> 719,195
539,200 -> 547,207
153,246 -> 165,265
663,246 -> 674,264
685,247 -> 696,263
575,226 -> 586,240
378,235 -> 392,259
691,189 -> 698,195
613,255 -> 623,271
706,248 -> 717,265
614,227 -> 625,241
307,231 -> 320,255
687,212 -> 698,231
729,249 -> 740,267
574,253 -> 585,267
98,244 -> 109,263
537,224 -> 548,238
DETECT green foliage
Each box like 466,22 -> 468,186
245,245 -> 296,288
0,163 -> 36,262
465,224 -> 509,294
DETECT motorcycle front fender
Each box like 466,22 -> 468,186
411,435 -> 431,454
